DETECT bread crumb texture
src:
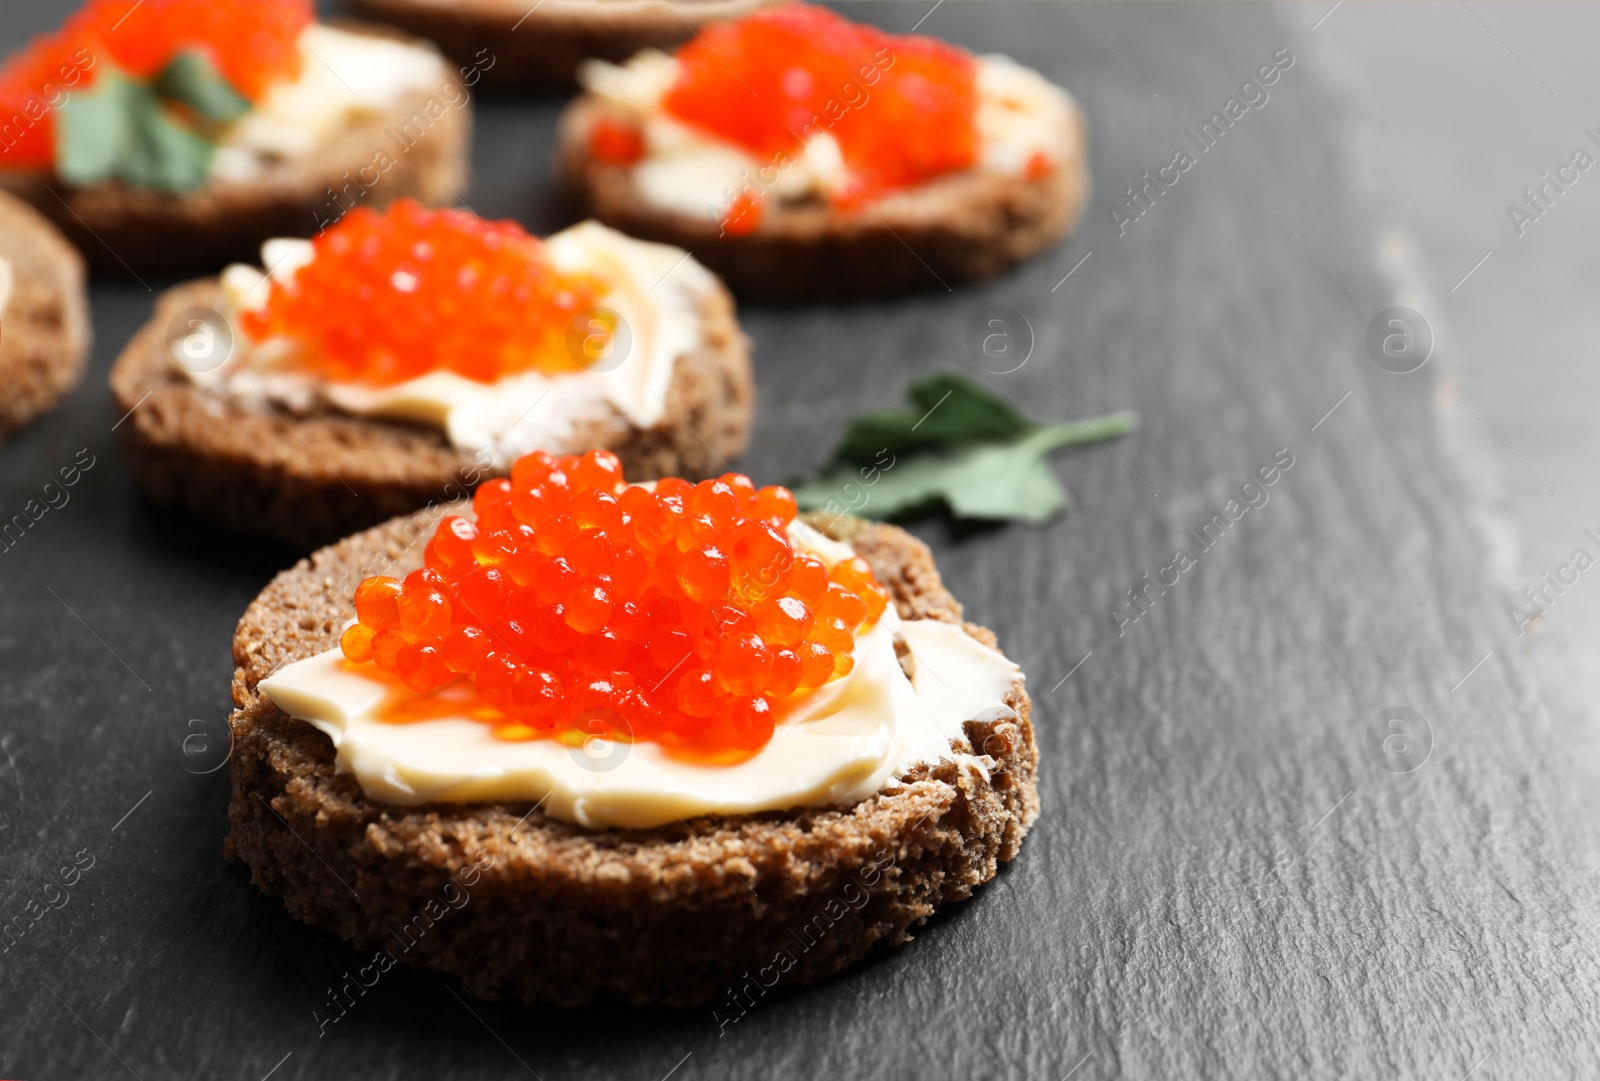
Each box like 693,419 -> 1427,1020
0,191 -> 89,440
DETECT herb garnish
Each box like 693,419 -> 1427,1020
792,373 -> 1137,523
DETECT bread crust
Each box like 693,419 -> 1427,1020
109,275 -> 753,550
345,0 -> 777,90
0,24 -> 470,277
0,190 -> 90,440
225,506 -> 1038,1006
556,92 -> 1089,299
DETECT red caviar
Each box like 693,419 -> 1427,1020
1024,150 -> 1055,182
0,0 -> 311,168
587,115 -> 644,166
340,450 -> 892,757
721,189 -> 764,236
662,3 -> 978,200
240,200 -> 612,388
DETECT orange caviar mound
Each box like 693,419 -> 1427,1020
340,450 -> 892,757
240,200 -> 612,388
0,0 -> 311,169
661,2 -> 978,200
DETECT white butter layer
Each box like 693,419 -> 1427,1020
0,257 -> 12,317
975,55 -> 1076,175
578,51 -> 1073,219
184,221 -> 714,469
212,24 -> 449,179
257,530 -> 1022,830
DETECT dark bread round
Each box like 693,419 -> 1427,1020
109,275 -> 753,550
225,505 -> 1038,1006
0,24 -> 470,277
557,91 -> 1089,299
0,189 -> 90,440
344,0 -> 777,91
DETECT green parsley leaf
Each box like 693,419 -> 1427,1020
793,373 -> 1137,523
59,67 -> 214,191
122,88 -> 216,191
153,51 -> 251,125
55,71 -> 128,187
57,52 -> 250,193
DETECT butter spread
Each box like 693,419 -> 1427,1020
976,55 -> 1077,175
578,51 -> 1075,219
212,24 -> 449,180
257,528 -> 1023,830
181,221 -> 714,468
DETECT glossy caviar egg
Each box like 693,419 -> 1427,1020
340,449 -> 893,756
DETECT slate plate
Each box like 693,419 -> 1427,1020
0,2 -> 1593,1079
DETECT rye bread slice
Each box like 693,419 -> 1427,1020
345,0 -> 777,91
225,506 -> 1039,1006
556,92 -> 1089,299
109,275 -> 752,550
0,23 -> 470,278
0,189 -> 90,440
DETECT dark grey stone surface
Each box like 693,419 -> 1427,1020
0,2 -> 1594,1078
